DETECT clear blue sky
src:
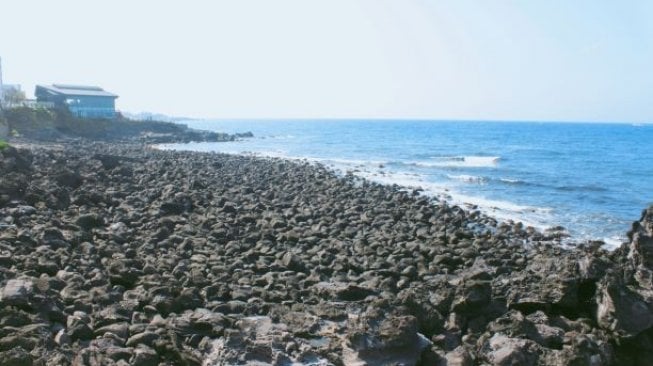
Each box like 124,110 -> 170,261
1,0 -> 652,122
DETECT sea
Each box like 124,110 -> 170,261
161,119 -> 653,249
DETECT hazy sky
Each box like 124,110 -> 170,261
1,1 -> 652,122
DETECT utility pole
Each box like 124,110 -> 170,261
0,56 -> 4,107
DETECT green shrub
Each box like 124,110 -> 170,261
4,107 -> 56,134
0,140 -> 9,150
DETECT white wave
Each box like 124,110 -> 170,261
337,167 -> 626,250
443,191 -> 553,229
500,177 -> 523,184
256,150 -> 289,157
413,156 -> 500,168
259,134 -> 296,140
354,170 -> 429,188
316,157 -> 387,167
599,236 -> 626,250
447,174 -> 487,184
350,169 -> 550,230
559,231 -> 626,251
221,149 -> 291,159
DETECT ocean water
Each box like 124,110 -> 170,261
163,120 -> 653,249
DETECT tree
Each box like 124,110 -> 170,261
3,87 -> 26,104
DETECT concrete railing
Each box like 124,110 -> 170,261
1,100 -> 55,109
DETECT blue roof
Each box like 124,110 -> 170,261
37,84 -> 118,98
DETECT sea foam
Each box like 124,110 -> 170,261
410,156 -> 500,168
447,174 -> 488,184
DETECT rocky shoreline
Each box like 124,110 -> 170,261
1,141 -> 652,365
0,107 -> 253,144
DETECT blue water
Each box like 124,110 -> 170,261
164,120 -> 653,248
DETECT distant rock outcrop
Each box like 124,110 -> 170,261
2,107 -> 253,143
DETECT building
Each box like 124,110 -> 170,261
35,84 -> 118,119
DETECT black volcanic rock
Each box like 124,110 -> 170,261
0,141 -> 652,365
592,207 -> 653,363
0,146 -> 33,204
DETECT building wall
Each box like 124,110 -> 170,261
65,96 -> 114,108
67,96 -> 116,118
69,107 -> 116,119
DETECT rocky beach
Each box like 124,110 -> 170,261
1,140 -> 653,366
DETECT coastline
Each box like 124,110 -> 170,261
165,119 -> 651,250
158,143 -> 617,249
1,139 -> 652,365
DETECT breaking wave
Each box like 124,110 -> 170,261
447,174 -> 488,184
408,156 -> 501,168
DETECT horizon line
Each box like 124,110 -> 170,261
165,116 -> 651,125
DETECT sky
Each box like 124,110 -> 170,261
1,0 -> 652,122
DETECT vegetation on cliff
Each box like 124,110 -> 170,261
1,107 -> 249,143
